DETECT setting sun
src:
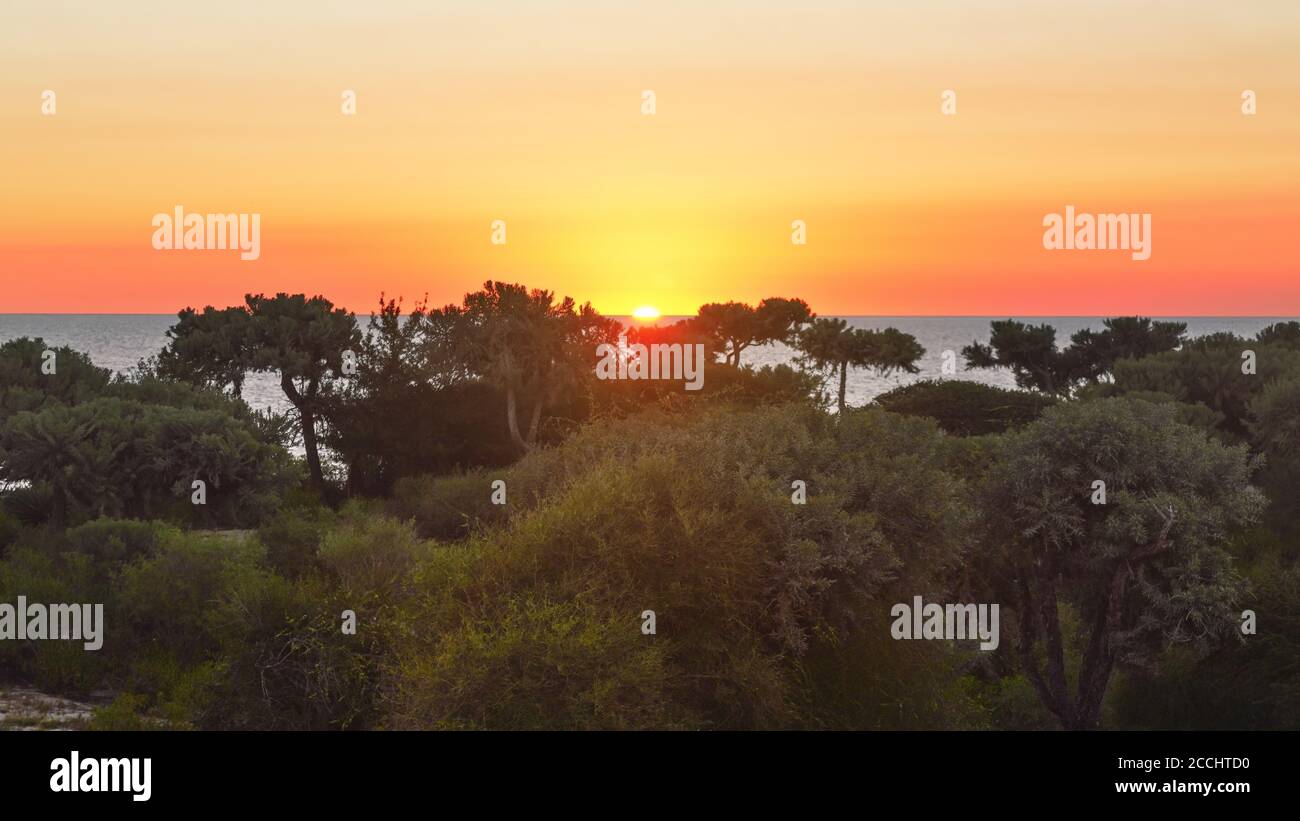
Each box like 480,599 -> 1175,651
632,306 -> 661,321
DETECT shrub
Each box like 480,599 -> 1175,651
873,379 -> 1055,436
0,397 -> 298,526
0,337 -> 111,424
256,503 -> 337,579
383,403 -> 977,728
201,573 -> 377,730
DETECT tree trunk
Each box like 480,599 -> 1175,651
505,385 -> 531,452
1019,512 -> 1176,730
282,374 -> 325,491
300,407 -> 324,490
1016,573 -> 1070,727
837,361 -> 848,413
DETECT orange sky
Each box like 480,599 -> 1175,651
2,1 -> 1299,315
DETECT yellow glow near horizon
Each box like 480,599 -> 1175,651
2,1 -> 1300,314
632,306 -> 661,321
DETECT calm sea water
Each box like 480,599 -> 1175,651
0,315 -> 1292,415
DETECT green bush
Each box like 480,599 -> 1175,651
0,542 -> 105,692
0,337 -> 111,424
87,693 -> 154,731
64,518 -> 172,567
0,397 -> 298,527
1111,335 -> 1300,441
256,503 -> 337,579
201,573 -> 377,730
873,379 -> 1055,436
113,530 -> 265,670
383,403 -> 979,729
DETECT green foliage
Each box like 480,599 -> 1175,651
0,397 -> 297,526
795,318 -> 924,412
1254,320 -> 1300,349
87,693 -> 154,731
389,470 -> 505,540
63,518 -> 172,569
113,531 -> 266,669
1248,376 -> 1300,537
384,403 -> 977,728
256,503 -> 336,579
318,508 -> 428,599
980,397 -> 1265,728
587,357 -> 820,420
873,379 -> 1056,436
389,596 -> 686,730
3,307 -> 1296,732
793,617 -> 992,729
1250,374 -> 1300,456
323,298 -> 518,495
0,540 -> 105,691
1110,551 -> 1300,730
201,572 -> 377,730
0,337 -> 112,424
963,317 -> 1185,396
424,281 -> 621,453
685,297 -> 812,366
1110,332 -> 1300,440
159,293 -> 360,490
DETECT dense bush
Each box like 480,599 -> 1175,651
382,403 -> 982,729
3,314 -> 1297,732
0,338 -> 112,423
1110,531 -> 1300,730
326,379 -> 518,496
1110,334 -> 1300,441
873,379 -> 1055,436
0,397 -> 298,527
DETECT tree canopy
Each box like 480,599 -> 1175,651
159,293 -> 359,490
796,318 -> 923,412
963,317 -> 1186,396
980,398 -> 1264,729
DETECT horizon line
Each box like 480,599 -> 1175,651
3,312 -> 1299,320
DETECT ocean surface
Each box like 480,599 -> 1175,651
0,315 -> 1293,415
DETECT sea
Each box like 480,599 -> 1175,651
0,315 -> 1292,415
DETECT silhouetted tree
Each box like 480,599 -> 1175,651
429,281 -> 620,453
796,318 -> 923,412
963,317 -> 1185,396
689,297 -> 812,366
159,293 -> 359,491
0,337 -> 111,423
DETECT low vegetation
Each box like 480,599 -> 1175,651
2,295 -> 1296,730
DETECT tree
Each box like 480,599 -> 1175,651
0,337 -> 111,423
795,318 -> 923,413
1061,317 -> 1187,384
963,317 -> 1186,396
1248,375 -> 1300,538
873,379 -> 1055,436
981,398 -> 1265,729
1109,329 -> 1300,441
323,297 -> 518,494
429,281 -> 620,453
688,298 -> 812,366
159,293 -> 359,491
962,320 -> 1063,393
1255,320 -> 1300,349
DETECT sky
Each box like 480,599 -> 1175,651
2,0 -> 1299,316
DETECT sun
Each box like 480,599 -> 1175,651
632,305 -> 661,321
